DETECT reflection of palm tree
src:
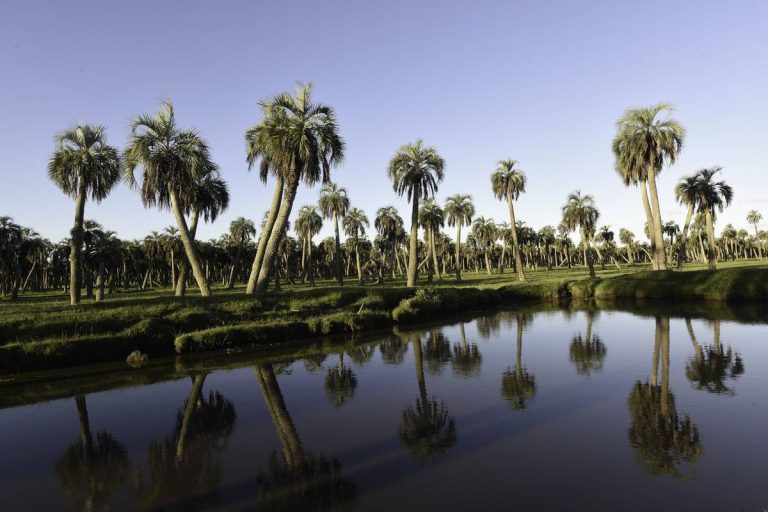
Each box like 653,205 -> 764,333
56,395 -> 129,512
423,329 -> 452,375
685,319 -> 744,395
254,363 -> 356,510
451,323 -> 482,378
345,344 -> 376,367
628,317 -> 702,479
324,353 -> 358,407
501,313 -> 536,410
569,311 -> 607,376
303,353 -> 328,373
134,374 -> 236,511
399,334 -> 456,460
379,336 -> 409,365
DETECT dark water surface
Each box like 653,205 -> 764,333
2,306 -> 768,511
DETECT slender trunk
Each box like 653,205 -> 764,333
507,196 -> 525,281
407,192 -> 420,287
582,228 -> 595,277
676,204 -> 695,271
227,239 -> 244,289
455,224 -> 462,282
431,227 -> 441,280
651,317 -> 660,387
255,364 -> 305,468
639,182 -> 659,270
705,208 -> 717,270
175,209 -> 200,296
256,176 -> 298,293
246,178 -> 283,295
333,212 -> 344,286
176,374 -> 206,464
169,188 -> 211,297
646,172 -> 667,270
95,261 -> 106,301
69,187 -> 87,305
659,316 -> 670,416
413,335 -> 427,401
75,395 -> 92,450
355,243 -> 363,284
754,223 -> 763,259
308,238 -> 315,286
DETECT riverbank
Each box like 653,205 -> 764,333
2,264 -> 767,376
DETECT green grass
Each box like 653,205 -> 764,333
2,259 -> 767,376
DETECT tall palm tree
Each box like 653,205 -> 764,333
613,103 -> 685,271
226,217 -> 256,289
318,182 -> 350,286
561,191 -> 600,277
48,124 -> 121,305
387,139 -> 445,287
746,210 -> 763,259
123,101 -> 217,297
491,159 -> 526,281
693,167 -> 733,270
444,194 -> 474,282
247,83 -> 345,294
294,205 -> 323,286
674,174 -> 700,270
342,207 -> 369,284
472,216 -> 497,276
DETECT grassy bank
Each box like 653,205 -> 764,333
1,261 -> 767,376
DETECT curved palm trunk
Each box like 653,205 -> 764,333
676,204 -> 695,271
639,182 -> 659,270
407,194 -> 420,288
169,188 -> 211,297
176,373 -> 206,463
175,208 -> 200,296
256,176 -> 298,293
69,187 -> 87,305
333,212 -> 344,286
455,224 -> 463,282
430,228 -> 441,281
705,208 -> 717,270
247,178 -> 283,295
506,196 -> 525,282
646,172 -> 667,270
255,364 -> 305,468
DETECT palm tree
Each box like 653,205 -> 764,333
472,216 -> 497,276
561,191 -> 600,277
693,167 -> 733,270
123,101 -> 218,297
491,159 -> 526,281
294,205 -> 323,286
619,228 -> 636,265
613,103 -> 685,271
318,182 -> 350,286
746,210 -> 763,259
324,353 -> 357,407
444,194 -> 474,282
342,207 -> 369,284
419,199 -> 445,281
387,139 -> 445,287
247,83 -> 345,294
374,206 -> 404,279
674,174 -> 700,270
225,217 -> 256,289
48,124 -> 121,305
685,319 -> 745,395
569,310 -> 606,375
501,313 -> 536,410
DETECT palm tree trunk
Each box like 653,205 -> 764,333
455,224 -> 462,282
659,316 -> 670,416
333,212 -> 344,286
175,209 -> 200,296
355,244 -> 363,284
176,374 -> 206,463
651,317 -> 660,387
256,176 -> 298,293
95,261 -> 106,301
582,228 -> 595,277
676,204 -> 695,271
308,237 -> 315,286
412,335 -> 427,402
639,182 -> 659,270
646,172 -> 667,270
169,188 -> 211,297
407,193 -> 420,287
69,187 -> 87,305
246,178 -> 283,295
430,227 -> 441,281
227,239 -> 243,289
255,364 -> 305,468
705,208 -> 717,270
506,196 -> 525,282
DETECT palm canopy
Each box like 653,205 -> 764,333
374,206 -> 402,237
491,159 -> 526,201
189,168 -> 230,223
48,124 -> 121,201
561,191 -> 600,235
693,167 -> 733,217
612,103 -> 685,184
318,182 -> 350,219
747,210 -> 762,226
229,217 -> 256,241
294,205 -> 323,239
472,216 -> 497,246
418,199 -> 445,232
444,194 -> 475,228
387,139 -> 445,202
343,207 -> 369,239
675,174 -> 700,208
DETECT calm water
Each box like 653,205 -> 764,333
2,305 -> 768,511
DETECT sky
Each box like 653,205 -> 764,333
1,0 -> 767,244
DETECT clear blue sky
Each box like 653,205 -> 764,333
2,0 -> 767,243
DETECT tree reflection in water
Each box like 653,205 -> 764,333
685,319 -> 745,395
569,310 -> 607,376
501,313 -> 536,410
56,394 -> 129,512
451,322 -> 482,378
628,317 -> 702,479
379,335 -> 409,365
324,353 -> 357,407
423,329 -> 452,375
133,373 -> 236,511
398,332 -> 457,460
254,363 -> 356,511
303,353 -> 328,373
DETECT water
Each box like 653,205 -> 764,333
1,305 -> 767,511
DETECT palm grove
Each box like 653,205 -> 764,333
1,87 -> 762,302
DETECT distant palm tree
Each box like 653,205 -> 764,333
619,228 -> 636,265
343,207 -> 369,284
561,191 -> 600,277
693,167 -> 733,270
226,217 -> 256,289
318,183 -> 350,286
375,206 -> 404,279
491,159 -> 526,281
123,101 -> 218,297
388,139 -> 445,287
613,103 -> 685,271
294,205 -> 323,286
444,194 -> 474,282
674,174 -> 700,270
746,210 -> 763,259
472,216 -> 497,276
48,124 -> 121,305
246,83 -> 344,294
419,199 -> 445,281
